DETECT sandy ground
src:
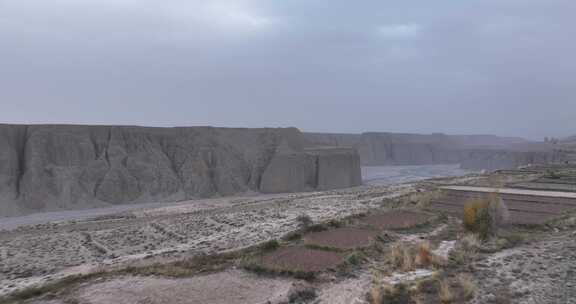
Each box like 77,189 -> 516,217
29,270 -> 294,304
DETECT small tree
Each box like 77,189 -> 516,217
463,193 -> 508,239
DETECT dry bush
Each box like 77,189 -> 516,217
457,273 -> 477,300
369,275 -> 384,304
415,277 -> 438,294
449,234 -> 480,266
391,242 -> 446,271
369,283 -> 415,304
460,234 -> 482,251
463,198 -> 492,238
389,242 -> 415,271
438,279 -> 454,303
463,193 -> 508,239
296,214 -> 313,228
487,192 -> 509,228
415,242 -> 431,267
287,283 -> 318,303
260,239 -> 280,251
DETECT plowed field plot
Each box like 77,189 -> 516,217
261,246 -> 343,272
432,186 -> 576,225
303,227 -> 378,250
361,210 -> 431,230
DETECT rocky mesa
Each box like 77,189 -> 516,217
304,132 -> 566,170
0,125 -> 361,217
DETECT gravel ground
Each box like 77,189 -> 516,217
473,231 -> 576,304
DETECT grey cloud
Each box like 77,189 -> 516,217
0,0 -> 575,139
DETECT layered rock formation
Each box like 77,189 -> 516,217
0,125 -> 361,216
304,132 -> 565,171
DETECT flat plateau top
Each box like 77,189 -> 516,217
440,186 -> 576,199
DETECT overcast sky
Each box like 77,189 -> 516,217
1,0 -> 575,139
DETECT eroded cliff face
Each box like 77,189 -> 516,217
304,132 -> 564,170
0,125 -> 361,216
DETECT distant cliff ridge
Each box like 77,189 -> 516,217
304,132 -> 565,170
0,125 -> 361,217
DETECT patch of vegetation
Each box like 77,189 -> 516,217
388,242 -> 415,272
327,218 -> 345,228
239,256 -> 268,274
415,276 -> 439,294
344,251 -> 365,266
457,273 -> 477,300
304,243 -> 344,252
387,241 -> 445,272
282,231 -> 302,241
287,285 -> 318,303
296,214 -> 313,229
448,234 -> 481,267
259,239 -> 280,251
304,223 -> 328,233
463,193 -> 508,240
438,279 -> 455,303
463,199 -> 493,239
481,232 -> 526,253
369,283 -> 415,304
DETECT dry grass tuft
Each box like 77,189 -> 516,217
390,241 -> 447,271
449,234 -> 481,266
415,242 -> 431,267
438,279 -> 454,303
389,242 -> 415,272
458,273 -> 477,300
369,283 -> 415,304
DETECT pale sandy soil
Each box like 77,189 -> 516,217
29,270 -> 294,304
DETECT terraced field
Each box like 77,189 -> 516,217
0,184 -> 416,296
430,186 -> 576,225
3,167 -> 576,304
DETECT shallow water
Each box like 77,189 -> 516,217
362,164 -> 472,185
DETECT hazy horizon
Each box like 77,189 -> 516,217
1,0 -> 575,140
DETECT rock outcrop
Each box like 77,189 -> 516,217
304,132 -> 565,171
0,125 -> 361,217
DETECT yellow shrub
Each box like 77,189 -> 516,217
415,242 -> 431,267
463,198 -> 492,239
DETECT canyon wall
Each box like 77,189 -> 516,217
0,125 -> 361,217
304,132 -> 564,170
